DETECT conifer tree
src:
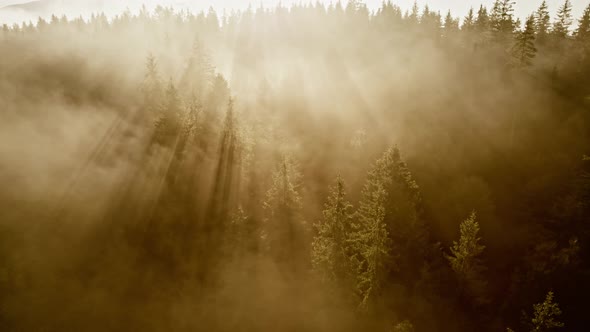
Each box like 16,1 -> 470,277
490,0 -> 516,37
209,99 -> 240,223
352,164 -> 391,310
383,147 -> 425,285
154,81 -> 182,146
263,156 -> 305,265
443,10 -> 459,37
535,1 -> 551,43
553,0 -> 573,38
531,291 -> 564,331
180,38 -> 215,99
312,176 -> 354,286
142,54 -> 163,116
408,0 -> 420,26
576,4 -> 590,42
419,5 -> 441,38
462,7 -> 475,31
351,146 -> 424,309
447,211 -> 488,305
512,15 -> 537,67
475,5 -> 490,32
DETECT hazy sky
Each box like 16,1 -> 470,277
0,0 -> 587,25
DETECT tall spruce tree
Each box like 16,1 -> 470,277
209,98 -> 240,223
553,0 -> 573,38
535,1 -> 551,43
531,291 -> 564,331
351,146 -> 424,310
462,7 -> 475,31
408,0 -> 420,26
491,0 -> 516,35
443,10 -> 459,37
475,5 -> 489,32
447,211 -> 488,305
262,156 -> 305,266
512,15 -> 537,67
352,164 -> 391,311
154,81 -> 183,146
142,54 -> 163,116
576,4 -> 590,42
312,176 -> 354,287
383,147 -> 425,286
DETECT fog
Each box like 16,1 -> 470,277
1,0 -> 587,25
1,1 -> 590,331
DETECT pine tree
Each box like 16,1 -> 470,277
382,147 -> 425,286
446,211 -> 488,305
408,0 -> 420,26
351,146 -> 424,310
531,291 -> 564,331
180,38 -> 215,99
209,98 -> 240,223
475,5 -> 489,32
462,7 -> 475,31
154,81 -> 183,146
553,0 -> 573,38
312,176 -> 354,287
206,6 -> 219,33
352,164 -> 391,310
512,15 -> 537,67
419,5 -> 441,39
535,1 -> 551,43
262,156 -> 305,265
443,10 -> 459,37
575,4 -> 590,42
491,0 -> 516,37
142,54 -> 163,116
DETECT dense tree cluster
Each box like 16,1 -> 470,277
1,1 -> 590,331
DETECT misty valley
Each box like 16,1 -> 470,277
1,1 -> 590,331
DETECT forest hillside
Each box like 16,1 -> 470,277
1,1 -> 590,331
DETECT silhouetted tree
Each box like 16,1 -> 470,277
475,5 -> 490,32
462,7 -> 475,31
576,4 -> 590,42
535,1 -> 551,44
553,0 -> 573,38
512,15 -> 537,67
